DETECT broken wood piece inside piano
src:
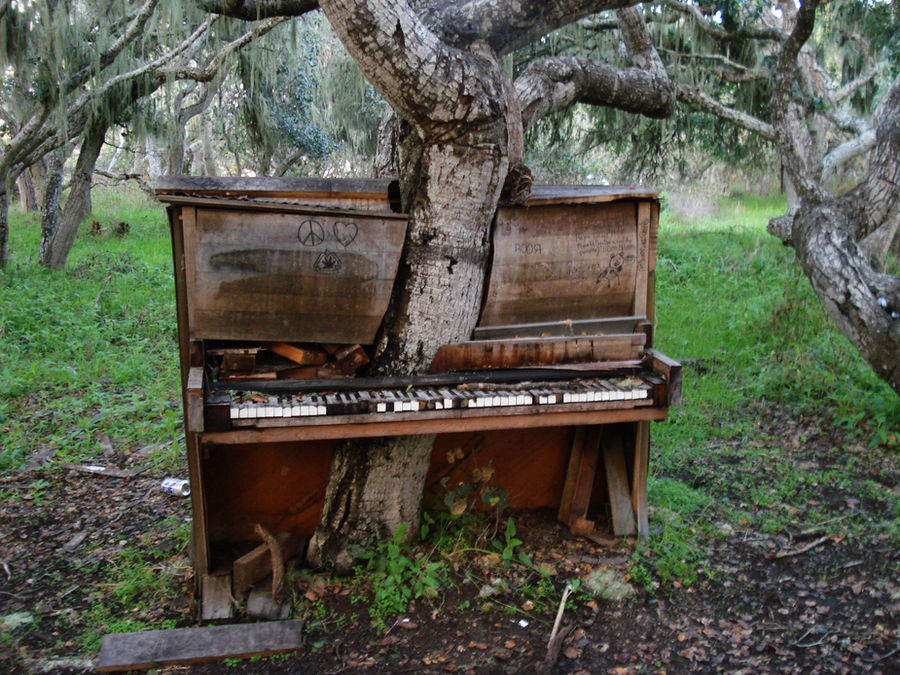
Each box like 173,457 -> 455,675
157,177 -> 681,613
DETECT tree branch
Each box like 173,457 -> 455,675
64,0 -> 162,95
675,82 -> 775,139
201,0 -> 647,56
664,0 -> 787,42
170,17 -> 286,82
517,6 -> 672,129
198,0 -> 318,19
770,0 -> 828,205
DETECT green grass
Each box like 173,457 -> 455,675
632,192 -> 900,588
0,186 -> 181,472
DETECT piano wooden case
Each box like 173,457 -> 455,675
158,177 -> 681,603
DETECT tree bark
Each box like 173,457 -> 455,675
38,151 -> 64,266
771,2 -> 900,395
0,187 -> 8,267
39,123 -> 107,269
307,0 -> 512,566
16,172 -> 37,212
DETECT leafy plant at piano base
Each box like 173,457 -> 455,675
354,523 -> 446,627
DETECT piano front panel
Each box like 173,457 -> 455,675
182,206 -> 407,344
480,200 -> 646,326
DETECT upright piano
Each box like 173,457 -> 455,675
157,177 -> 681,610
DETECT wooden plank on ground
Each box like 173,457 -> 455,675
558,427 -> 602,530
247,588 -> 291,620
96,619 -> 305,672
558,427 -> 587,525
200,574 -> 233,621
602,434 -> 637,536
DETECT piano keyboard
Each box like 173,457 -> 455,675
225,376 -> 654,421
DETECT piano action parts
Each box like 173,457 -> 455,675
157,177 -> 681,606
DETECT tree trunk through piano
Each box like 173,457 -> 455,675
305,13 -> 512,564
304,0 -> 678,566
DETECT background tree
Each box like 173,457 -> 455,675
0,0 -> 284,268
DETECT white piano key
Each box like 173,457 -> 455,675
292,405 -> 301,416
316,405 -> 326,415
230,406 -> 239,419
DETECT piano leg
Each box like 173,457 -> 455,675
186,432 -> 211,593
631,420 -> 651,538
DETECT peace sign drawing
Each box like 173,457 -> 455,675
297,219 -> 325,247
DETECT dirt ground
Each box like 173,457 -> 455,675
1,407 -> 898,674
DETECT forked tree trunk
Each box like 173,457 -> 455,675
772,2 -> 900,395
40,123 -> 107,269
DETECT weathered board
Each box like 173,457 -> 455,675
181,207 -> 407,344
429,333 -> 645,372
156,175 -> 399,212
97,619 -> 305,671
480,199 -> 650,326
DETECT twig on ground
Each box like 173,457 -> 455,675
541,624 -> 574,675
862,643 -> 900,664
793,626 -> 831,648
548,582 -> 575,647
772,535 -> 830,559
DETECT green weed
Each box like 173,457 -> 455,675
357,524 -> 445,626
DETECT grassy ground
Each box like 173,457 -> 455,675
1,186 -> 898,672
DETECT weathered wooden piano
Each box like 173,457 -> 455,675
157,176 -> 681,613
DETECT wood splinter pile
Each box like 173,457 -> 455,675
211,342 -> 370,382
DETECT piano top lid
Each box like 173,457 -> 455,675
155,175 -> 395,200
155,177 -> 657,209
520,185 -> 659,206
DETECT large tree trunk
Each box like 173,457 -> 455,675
772,2 -> 900,395
308,121 -> 509,570
39,123 -> 107,269
307,0 -> 512,567
793,204 -> 900,392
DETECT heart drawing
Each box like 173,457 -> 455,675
333,221 -> 359,247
